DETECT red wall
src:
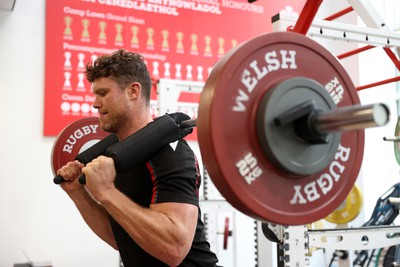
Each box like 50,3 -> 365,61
44,0 -> 306,136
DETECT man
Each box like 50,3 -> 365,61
57,49 -> 220,266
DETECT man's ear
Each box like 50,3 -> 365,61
128,82 -> 141,99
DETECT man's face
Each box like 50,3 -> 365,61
91,77 -> 131,133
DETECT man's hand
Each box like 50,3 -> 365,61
82,156 -> 117,202
57,160 -> 85,193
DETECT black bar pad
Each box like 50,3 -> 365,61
53,133 -> 119,184
168,112 -> 193,138
105,112 -> 192,173
75,133 -> 119,164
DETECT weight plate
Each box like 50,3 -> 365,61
198,31 -> 364,225
51,117 -> 109,175
324,185 -> 363,224
394,116 -> 400,165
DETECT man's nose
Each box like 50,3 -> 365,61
92,96 -> 100,109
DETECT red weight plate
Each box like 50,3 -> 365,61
51,117 -> 109,175
198,32 -> 364,225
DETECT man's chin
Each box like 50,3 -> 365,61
100,121 -> 112,133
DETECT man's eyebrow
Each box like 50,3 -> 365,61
92,87 -> 110,94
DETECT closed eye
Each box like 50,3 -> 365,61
93,88 -> 109,97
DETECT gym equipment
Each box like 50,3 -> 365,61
51,117 -> 115,180
197,31 -> 388,225
53,133 -> 118,184
101,112 -> 192,174
326,182 -> 400,267
324,185 -> 363,225
52,113 -> 192,184
52,32 -> 390,225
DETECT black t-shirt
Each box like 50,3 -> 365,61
109,140 -> 220,267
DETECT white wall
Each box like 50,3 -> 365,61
0,0 -> 119,266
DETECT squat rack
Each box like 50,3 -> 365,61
271,0 -> 400,267
272,0 -> 400,91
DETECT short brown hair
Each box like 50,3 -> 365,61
85,49 -> 152,102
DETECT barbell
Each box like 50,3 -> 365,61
51,32 -> 390,225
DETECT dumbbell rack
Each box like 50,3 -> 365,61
272,0 -> 400,266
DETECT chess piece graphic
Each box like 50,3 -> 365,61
164,62 -> 171,78
146,28 -> 155,50
231,39 -> 238,48
161,30 -> 169,52
204,36 -> 212,57
218,38 -> 225,58
190,34 -> 198,55
77,53 -> 86,71
197,66 -> 204,81
81,19 -> 90,42
63,72 -> 72,90
175,63 -> 182,79
176,32 -> 184,53
98,21 -> 107,44
64,51 -> 72,70
77,73 -> 86,92
115,23 -> 124,46
131,25 -> 139,48
63,16 -> 73,40
91,54 -> 98,64
152,61 -> 160,77
186,65 -> 193,80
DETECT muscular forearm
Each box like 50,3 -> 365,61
80,156 -> 197,265
98,189 -> 196,266
69,189 -> 118,250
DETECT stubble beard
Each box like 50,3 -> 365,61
100,113 -> 129,134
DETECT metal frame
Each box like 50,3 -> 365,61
272,0 -> 400,91
308,225 -> 400,251
272,0 -> 400,266
156,78 -> 204,116
273,12 -> 400,48
273,225 -> 400,267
